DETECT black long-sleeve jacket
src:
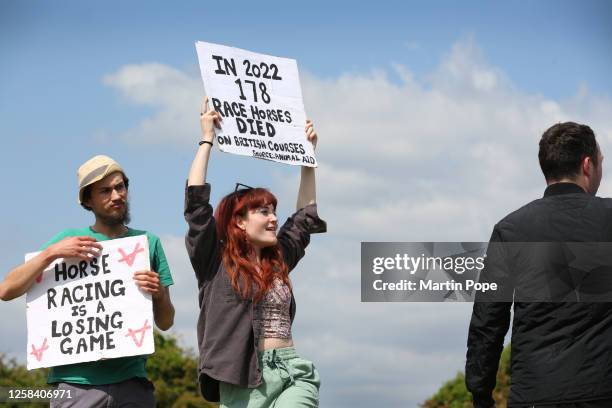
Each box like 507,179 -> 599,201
467,183 -> 612,407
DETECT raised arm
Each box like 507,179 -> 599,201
277,120 -> 326,271
188,97 -> 222,186
296,120 -> 317,210
185,97 -> 223,284
0,236 -> 102,301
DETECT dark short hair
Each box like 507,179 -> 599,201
81,175 -> 129,211
538,122 -> 598,181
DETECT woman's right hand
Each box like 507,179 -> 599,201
189,97 -> 219,186
200,96 -> 222,144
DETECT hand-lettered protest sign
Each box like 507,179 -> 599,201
25,235 -> 154,370
195,41 -> 317,167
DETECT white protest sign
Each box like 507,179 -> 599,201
25,235 -> 155,370
195,41 -> 317,167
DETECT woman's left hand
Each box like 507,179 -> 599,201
305,120 -> 317,150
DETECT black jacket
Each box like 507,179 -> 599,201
466,183 -> 612,407
184,183 -> 326,402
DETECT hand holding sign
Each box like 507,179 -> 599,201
133,270 -> 162,299
200,96 -> 222,144
305,119 -> 317,150
47,236 -> 102,262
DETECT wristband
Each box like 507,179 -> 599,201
199,140 -> 213,147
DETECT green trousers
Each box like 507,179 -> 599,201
219,347 -> 320,408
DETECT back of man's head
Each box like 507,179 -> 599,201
538,121 -> 598,182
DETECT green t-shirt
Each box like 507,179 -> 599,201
39,227 -> 174,385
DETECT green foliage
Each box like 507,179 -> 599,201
0,354 -> 49,387
147,331 -> 218,407
0,331 -> 218,408
0,354 -> 49,408
421,345 -> 511,408
420,371 -> 472,408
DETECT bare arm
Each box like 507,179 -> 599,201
188,97 -> 222,187
296,120 -> 318,210
0,236 -> 101,301
153,286 -> 174,331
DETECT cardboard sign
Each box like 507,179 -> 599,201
195,41 -> 317,167
25,235 -> 154,369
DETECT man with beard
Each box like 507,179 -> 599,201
0,155 -> 174,407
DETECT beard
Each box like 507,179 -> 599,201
96,201 -> 131,226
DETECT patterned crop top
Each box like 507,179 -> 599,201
253,278 -> 292,339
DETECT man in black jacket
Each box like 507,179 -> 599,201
466,122 -> 612,408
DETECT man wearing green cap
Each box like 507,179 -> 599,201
0,155 -> 175,407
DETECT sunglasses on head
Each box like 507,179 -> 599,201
234,183 -> 254,192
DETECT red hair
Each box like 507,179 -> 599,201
214,188 -> 290,302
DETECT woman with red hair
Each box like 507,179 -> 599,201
185,97 -> 326,407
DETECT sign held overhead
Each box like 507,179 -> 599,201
195,41 -> 317,167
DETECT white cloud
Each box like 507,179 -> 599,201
103,63 -> 202,147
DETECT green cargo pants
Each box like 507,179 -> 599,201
219,347 -> 320,408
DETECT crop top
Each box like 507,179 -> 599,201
253,278 -> 292,339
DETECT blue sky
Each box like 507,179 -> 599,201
1,1 -> 612,407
